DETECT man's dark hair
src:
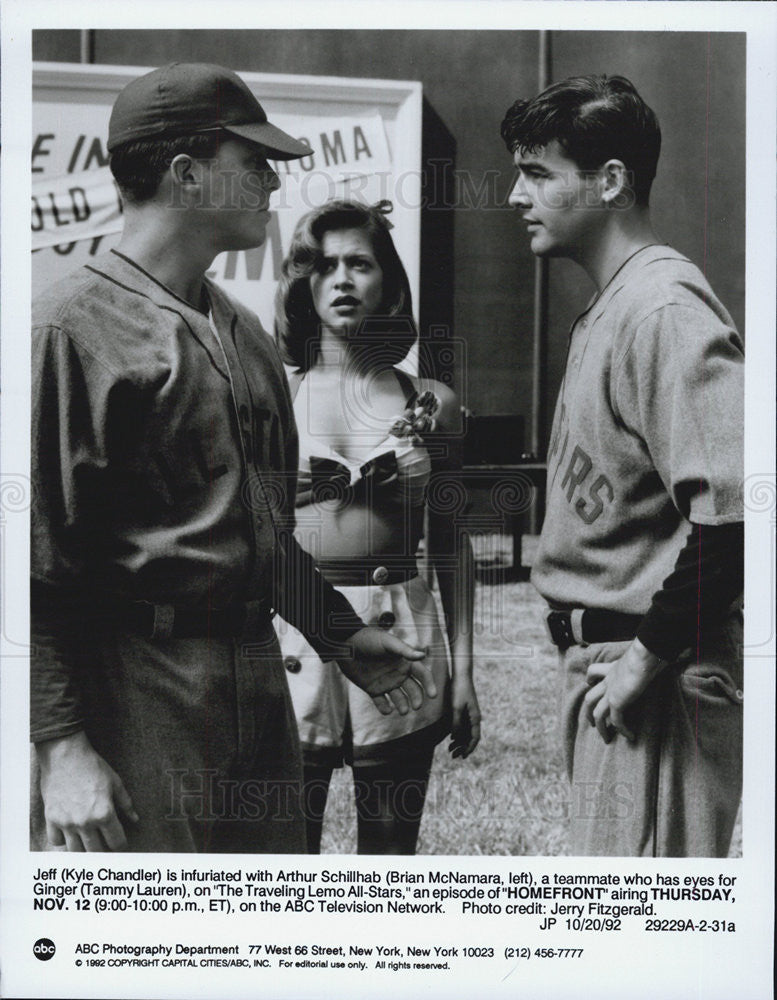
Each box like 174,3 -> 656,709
275,199 -> 417,372
109,130 -> 225,203
501,74 -> 661,205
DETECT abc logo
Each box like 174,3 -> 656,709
33,938 -> 56,961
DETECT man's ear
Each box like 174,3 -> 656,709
169,153 -> 200,190
600,159 -> 632,209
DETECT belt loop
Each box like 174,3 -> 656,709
545,611 -> 574,650
151,604 -> 175,639
571,609 -> 586,646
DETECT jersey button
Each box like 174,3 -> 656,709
284,656 -> 302,674
377,611 -> 396,629
372,566 -> 390,585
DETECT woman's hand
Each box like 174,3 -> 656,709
449,675 -> 481,759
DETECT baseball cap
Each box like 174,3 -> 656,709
107,62 -> 312,160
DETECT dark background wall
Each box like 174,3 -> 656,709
34,29 -> 745,455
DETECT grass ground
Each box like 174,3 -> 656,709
318,535 -> 743,858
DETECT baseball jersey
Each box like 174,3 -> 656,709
31,249 -> 361,742
532,245 -> 744,615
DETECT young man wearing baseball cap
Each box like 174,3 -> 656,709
502,75 -> 744,856
31,63 -> 433,853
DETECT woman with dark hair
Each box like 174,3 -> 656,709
275,200 -> 480,855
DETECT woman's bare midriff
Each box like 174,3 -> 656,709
294,501 -> 424,561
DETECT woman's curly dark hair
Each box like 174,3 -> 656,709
275,199 -> 417,371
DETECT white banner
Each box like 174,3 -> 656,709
31,167 -> 124,250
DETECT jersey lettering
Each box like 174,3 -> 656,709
239,404 -> 283,469
547,400 -> 567,463
252,408 -> 281,468
576,473 -> 615,525
556,444 -> 615,524
561,445 -> 592,502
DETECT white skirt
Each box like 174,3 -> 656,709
276,575 -> 451,765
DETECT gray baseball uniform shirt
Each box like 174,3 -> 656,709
31,249 -> 362,852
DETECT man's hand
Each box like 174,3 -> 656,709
36,731 -> 139,851
336,627 -> 435,716
583,638 -> 665,743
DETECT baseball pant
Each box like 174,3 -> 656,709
561,609 -> 743,857
31,614 -> 306,854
